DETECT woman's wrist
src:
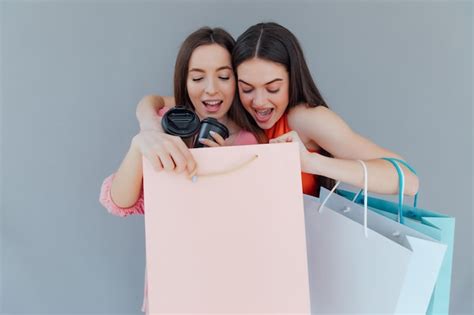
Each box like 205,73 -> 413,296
139,118 -> 161,131
302,151 -> 324,175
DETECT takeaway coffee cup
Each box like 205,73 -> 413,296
161,107 -> 200,146
193,117 -> 229,148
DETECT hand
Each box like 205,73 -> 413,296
197,131 -> 227,147
132,130 -> 197,176
269,130 -> 312,172
139,113 -> 164,133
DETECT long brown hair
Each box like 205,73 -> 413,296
233,22 -> 336,192
173,27 -> 266,143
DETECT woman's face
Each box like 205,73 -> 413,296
186,44 -> 235,121
237,58 -> 289,129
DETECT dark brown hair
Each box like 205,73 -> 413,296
233,22 -> 336,193
174,27 -> 266,143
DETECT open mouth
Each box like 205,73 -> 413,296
254,108 -> 274,123
202,100 -> 223,113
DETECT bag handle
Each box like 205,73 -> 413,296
320,160 -> 369,238
383,158 -> 406,224
352,158 -> 419,224
190,154 -> 259,182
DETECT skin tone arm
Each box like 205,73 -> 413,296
271,105 -> 419,196
109,95 -> 196,208
136,94 -> 175,131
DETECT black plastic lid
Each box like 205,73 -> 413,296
201,117 -> 229,139
161,107 -> 200,138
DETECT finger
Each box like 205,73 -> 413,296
163,141 -> 187,173
171,137 -> 197,175
269,137 -> 288,143
144,151 -> 163,172
155,147 -> 175,172
199,138 -> 220,147
209,131 -> 226,146
269,133 -> 288,142
187,166 -> 198,180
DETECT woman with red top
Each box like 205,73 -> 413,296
136,22 -> 418,196
232,22 -> 418,196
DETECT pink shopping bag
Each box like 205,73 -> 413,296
143,143 -> 310,314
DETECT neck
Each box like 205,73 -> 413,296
219,115 -> 239,135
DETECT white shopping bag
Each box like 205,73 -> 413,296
303,184 -> 446,314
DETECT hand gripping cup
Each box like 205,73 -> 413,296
193,117 -> 229,148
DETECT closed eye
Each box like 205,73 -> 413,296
192,77 -> 203,82
219,76 -> 230,80
267,89 -> 280,94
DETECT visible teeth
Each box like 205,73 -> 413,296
203,100 -> 221,105
256,109 -> 272,115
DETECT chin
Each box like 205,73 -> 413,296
255,119 -> 274,130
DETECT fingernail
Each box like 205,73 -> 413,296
210,131 -> 216,135
187,168 -> 197,179
199,138 -> 205,143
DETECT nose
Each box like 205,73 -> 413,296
205,78 -> 218,95
252,89 -> 266,107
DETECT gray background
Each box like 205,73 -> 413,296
1,0 -> 472,314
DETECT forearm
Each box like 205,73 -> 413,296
306,154 -> 419,196
110,141 -> 144,208
136,95 -> 166,131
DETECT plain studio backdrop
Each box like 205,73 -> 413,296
1,1 -> 472,314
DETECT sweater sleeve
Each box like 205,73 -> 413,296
99,174 -> 144,217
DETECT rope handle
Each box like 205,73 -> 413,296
190,154 -> 259,182
319,160 -> 369,238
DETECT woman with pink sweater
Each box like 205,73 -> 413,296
99,27 -> 264,312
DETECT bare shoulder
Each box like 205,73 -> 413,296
287,104 -> 399,160
287,104 -> 349,135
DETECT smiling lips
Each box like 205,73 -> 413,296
254,108 -> 274,123
202,100 -> 223,113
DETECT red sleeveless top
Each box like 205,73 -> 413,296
265,114 -> 318,196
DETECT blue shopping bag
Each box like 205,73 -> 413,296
337,158 -> 455,314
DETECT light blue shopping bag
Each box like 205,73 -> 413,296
337,158 -> 455,314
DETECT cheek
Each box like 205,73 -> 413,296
238,89 -> 251,106
241,98 -> 254,113
187,80 -> 206,100
186,82 -> 198,100
273,91 -> 289,108
222,82 -> 235,98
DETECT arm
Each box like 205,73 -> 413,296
136,95 -> 175,131
109,139 -> 144,208
280,105 -> 419,195
99,173 -> 144,217
136,94 -> 197,174
104,95 -> 192,210
108,95 -> 168,208
109,128 -> 197,208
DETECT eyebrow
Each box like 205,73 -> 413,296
238,78 -> 283,86
189,66 -> 233,73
